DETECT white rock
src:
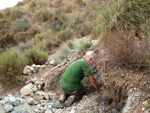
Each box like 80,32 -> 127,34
27,98 -> 34,105
5,104 -> 13,112
31,64 -> 36,68
37,104 -> 41,108
23,65 -> 33,75
91,40 -> 99,45
45,62 -> 49,65
142,108 -> 145,111
36,91 -> 46,96
48,92 -> 57,100
134,92 -> 141,97
4,94 -> 15,102
70,108 -> 75,113
41,65 -> 45,68
129,89 -> 133,93
20,83 -> 33,96
36,65 -> 41,69
32,85 -> 38,92
48,92 -> 56,96
34,81 -> 43,85
37,84 -> 42,90
35,91 -> 49,100
49,60 -> 56,65
45,108 -> 52,113
0,100 -> 5,104
142,101 -> 147,105
31,77 -> 38,82
40,78 -> 44,81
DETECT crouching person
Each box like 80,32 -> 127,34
53,51 -> 103,108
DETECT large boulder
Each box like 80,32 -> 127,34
20,83 -> 33,96
11,103 -> 33,113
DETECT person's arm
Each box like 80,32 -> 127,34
88,75 -> 103,91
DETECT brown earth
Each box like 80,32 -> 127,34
0,33 -> 150,112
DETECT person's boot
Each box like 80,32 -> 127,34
52,100 -> 65,108
59,94 -> 66,102
52,94 -> 66,109
64,95 -> 76,107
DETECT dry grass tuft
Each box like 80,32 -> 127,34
98,31 -> 150,71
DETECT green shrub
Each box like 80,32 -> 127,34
45,30 -> 61,50
54,8 -> 68,23
52,55 -> 62,65
0,48 -> 28,84
32,30 -> 60,51
59,44 -> 72,59
79,42 -> 92,51
25,47 -> 48,65
54,0 -> 62,7
0,32 -> 17,49
0,18 -> 12,30
34,40 -> 47,51
29,0 -> 49,10
33,32 -> 47,43
75,23 -> 91,37
72,41 -> 81,51
29,1 -> 37,9
32,9 -> 52,22
67,40 -> 74,49
139,18 -> 150,37
147,103 -> 150,109
63,3 -> 73,13
12,15 -> 29,32
59,13 -> 68,23
74,0 -> 83,7
14,31 -> 33,42
3,7 -> 26,20
33,32 -> 48,50
19,41 -> 33,51
54,8 -> 62,19
68,40 -> 92,51
57,27 -> 73,41
0,12 -> 3,19
73,13 -> 82,25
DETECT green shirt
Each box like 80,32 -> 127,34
60,58 -> 92,90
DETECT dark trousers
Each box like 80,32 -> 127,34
62,87 -> 86,101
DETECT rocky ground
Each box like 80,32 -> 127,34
0,64 -> 149,113
0,38 -> 150,113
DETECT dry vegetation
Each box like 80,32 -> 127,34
97,31 -> 150,71
0,0 -> 150,85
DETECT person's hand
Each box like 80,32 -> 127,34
97,87 -> 104,92
83,84 -> 90,90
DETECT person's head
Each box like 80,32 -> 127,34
84,51 -> 96,64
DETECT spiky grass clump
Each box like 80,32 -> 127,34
54,0 -> 62,7
0,18 -> 12,30
3,7 -> 27,20
94,0 -> 150,37
0,48 -> 28,84
25,47 -> 48,65
57,27 -> 73,41
73,0 -> 83,7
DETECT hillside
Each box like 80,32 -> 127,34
0,0 -> 150,113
